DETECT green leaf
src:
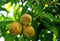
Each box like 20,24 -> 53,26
32,3 -> 43,13
5,34 -> 15,41
26,0 -> 34,7
53,18 -> 60,23
36,12 -> 54,22
0,0 -> 10,5
0,6 -> 9,12
35,0 -> 40,5
43,21 -> 58,35
21,0 -> 34,14
37,12 -> 60,23
0,29 -> 2,37
42,0 -> 51,3
18,35 -> 23,41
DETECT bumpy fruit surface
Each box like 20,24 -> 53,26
9,22 -> 22,35
23,25 -> 35,37
20,14 -> 32,25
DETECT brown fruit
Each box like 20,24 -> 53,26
23,25 -> 35,37
9,22 -> 22,35
20,14 -> 32,25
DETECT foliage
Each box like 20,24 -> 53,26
0,0 -> 60,41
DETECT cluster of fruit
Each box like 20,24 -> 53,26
9,14 -> 35,37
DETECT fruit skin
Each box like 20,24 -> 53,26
20,14 -> 32,25
23,25 -> 35,37
9,22 -> 22,35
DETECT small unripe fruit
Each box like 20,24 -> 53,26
23,25 -> 35,37
20,14 -> 32,25
9,22 -> 22,35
